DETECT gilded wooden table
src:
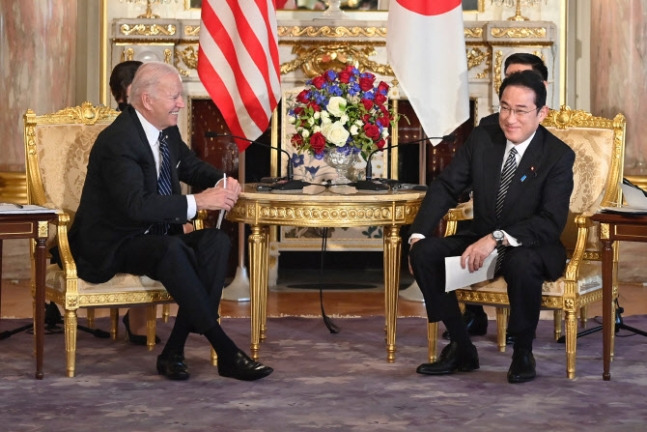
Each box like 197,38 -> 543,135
227,184 -> 425,362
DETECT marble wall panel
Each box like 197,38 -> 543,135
0,0 -> 77,172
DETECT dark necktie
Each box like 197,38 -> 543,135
495,147 -> 518,271
150,132 -> 172,235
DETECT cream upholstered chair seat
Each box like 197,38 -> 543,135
428,106 -> 626,379
23,103 -> 188,377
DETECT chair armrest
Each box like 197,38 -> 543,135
55,211 -> 78,278
563,213 -> 594,282
442,200 -> 474,236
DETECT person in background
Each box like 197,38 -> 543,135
449,53 -> 550,342
409,71 -> 574,383
109,60 -> 142,112
69,61 -> 273,381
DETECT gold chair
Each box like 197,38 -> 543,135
427,105 -> 626,379
23,102 -> 196,377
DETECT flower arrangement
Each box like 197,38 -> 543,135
287,65 -> 393,160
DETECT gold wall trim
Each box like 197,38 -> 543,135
490,27 -> 547,39
464,27 -> 484,39
119,23 -> 177,37
280,43 -> 393,77
278,25 -> 387,39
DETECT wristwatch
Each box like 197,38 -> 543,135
492,230 -> 504,247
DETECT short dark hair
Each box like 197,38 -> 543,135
499,70 -> 547,109
504,53 -> 548,81
109,60 -> 143,104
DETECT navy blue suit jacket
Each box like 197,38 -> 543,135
68,106 -> 223,283
409,122 -> 575,280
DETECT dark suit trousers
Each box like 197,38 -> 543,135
409,235 -> 543,347
115,228 -> 230,334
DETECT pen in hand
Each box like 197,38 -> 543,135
216,174 -> 227,229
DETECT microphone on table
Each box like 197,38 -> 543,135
204,132 -> 309,191
355,134 -> 456,191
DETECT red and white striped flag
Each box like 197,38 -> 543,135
387,0 -> 469,144
198,0 -> 281,150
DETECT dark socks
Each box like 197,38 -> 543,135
204,322 -> 239,362
161,320 -> 190,358
443,314 -> 472,349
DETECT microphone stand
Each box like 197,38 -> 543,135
205,132 -> 309,191
355,134 -> 455,191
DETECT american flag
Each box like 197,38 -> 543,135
198,0 -> 281,150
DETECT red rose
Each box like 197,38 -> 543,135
359,75 -> 376,91
338,69 -> 352,84
362,114 -> 371,123
376,139 -> 386,149
374,92 -> 387,105
297,89 -> 310,104
308,101 -> 321,112
377,115 -> 390,127
309,132 -> 327,154
363,124 -> 380,141
377,81 -> 390,93
291,133 -> 304,148
361,98 -> 374,111
293,106 -> 304,116
311,75 -> 326,89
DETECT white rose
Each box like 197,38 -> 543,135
314,111 -> 320,119
288,116 -> 296,124
340,114 -> 349,124
350,124 -> 359,136
381,129 -> 389,138
354,119 -> 363,127
313,125 -> 321,133
321,121 -> 350,147
301,129 -> 310,138
307,117 -> 315,126
326,96 -> 347,117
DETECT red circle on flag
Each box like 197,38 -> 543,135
395,0 -> 461,16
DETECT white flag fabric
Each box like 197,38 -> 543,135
387,0 -> 470,144
198,0 -> 281,150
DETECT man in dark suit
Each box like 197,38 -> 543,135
453,53 -> 550,340
409,70 -> 575,383
69,61 -> 273,381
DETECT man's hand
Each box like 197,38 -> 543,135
194,177 -> 241,211
461,235 -> 497,273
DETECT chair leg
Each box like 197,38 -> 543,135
64,309 -> 78,378
110,308 -> 119,340
553,309 -> 563,341
496,307 -> 507,352
579,305 -> 588,327
86,308 -> 95,328
427,322 -> 438,363
564,309 -> 577,379
146,304 -> 157,351
162,304 -> 170,323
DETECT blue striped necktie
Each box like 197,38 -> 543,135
495,147 -> 518,272
151,132 -> 172,235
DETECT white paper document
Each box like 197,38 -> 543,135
445,250 -> 498,292
0,203 -> 56,214
602,183 -> 647,214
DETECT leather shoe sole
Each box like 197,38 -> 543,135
157,353 -> 190,381
218,350 -> 273,381
507,350 -> 536,383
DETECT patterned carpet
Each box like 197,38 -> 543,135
1,315 -> 647,431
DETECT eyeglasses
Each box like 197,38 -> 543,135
498,106 -> 539,118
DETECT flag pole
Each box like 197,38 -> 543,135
222,151 -> 250,302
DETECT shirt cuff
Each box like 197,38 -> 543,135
501,230 -> 521,247
408,233 -> 426,245
186,195 -> 197,220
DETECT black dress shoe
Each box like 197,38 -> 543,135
123,312 -> 161,346
416,341 -> 479,375
218,350 -> 273,381
156,353 -> 190,380
442,310 -> 488,340
507,349 -> 536,383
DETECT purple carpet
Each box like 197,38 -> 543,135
1,315 -> 647,431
